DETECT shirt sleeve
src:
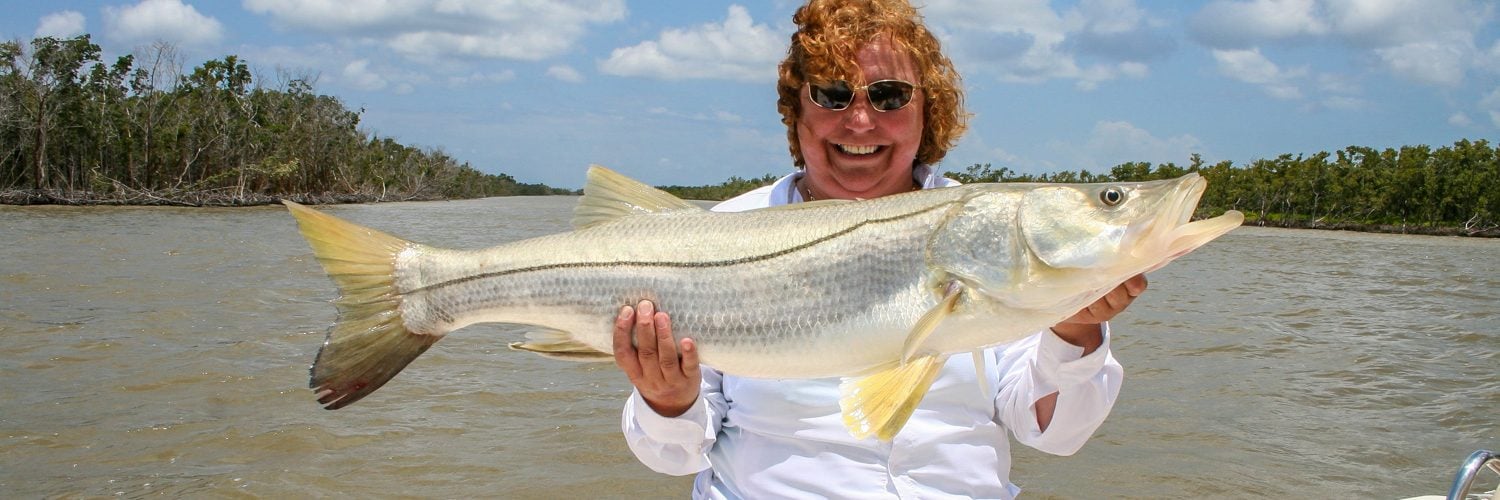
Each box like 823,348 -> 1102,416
620,366 -> 729,476
993,322 -> 1124,456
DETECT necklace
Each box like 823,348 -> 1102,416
797,177 -> 818,201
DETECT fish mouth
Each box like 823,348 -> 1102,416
1138,173 -> 1243,271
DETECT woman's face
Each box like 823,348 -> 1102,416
796,36 -> 925,200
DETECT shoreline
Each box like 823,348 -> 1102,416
5,188 -> 1495,238
1241,218 -> 1500,238
0,188 -> 443,207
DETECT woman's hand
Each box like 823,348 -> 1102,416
1051,274 -> 1148,355
612,300 -> 702,417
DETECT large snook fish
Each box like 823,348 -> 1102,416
285,165 -> 1242,440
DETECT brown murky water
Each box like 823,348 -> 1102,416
2,197 -> 1495,498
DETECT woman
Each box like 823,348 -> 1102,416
613,1 -> 1145,497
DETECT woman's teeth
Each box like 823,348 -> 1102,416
838,144 -> 878,155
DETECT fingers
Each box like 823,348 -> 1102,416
1092,276 -> 1147,321
615,301 -> 699,417
1065,276 -> 1149,325
619,300 -> 689,381
1079,299 -> 1108,324
680,337 -> 701,381
612,305 -> 643,380
1124,274 -> 1148,297
1102,283 -> 1131,311
653,307 -> 681,375
633,300 -> 666,385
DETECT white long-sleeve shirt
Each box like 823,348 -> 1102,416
621,166 -> 1124,499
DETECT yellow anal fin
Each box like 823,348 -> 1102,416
900,281 -> 963,364
839,354 -> 949,441
284,200 -> 437,410
509,329 -> 613,362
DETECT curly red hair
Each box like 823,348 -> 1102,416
777,0 -> 968,167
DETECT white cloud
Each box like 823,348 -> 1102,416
1071,0 -> 1147,35
1315,72 -> 1359,94
600,5 -> 784,82
1190,0 -> 1494,87
1211,48 -> 1306,99
546,65 -> 584,83
1481,87 -> 1500,128
35,11 -> 86,39
925,0 -> 1166,89
342,59 -> 388,91
1117,61 -> 1149,79
645,106 -> 745,124
448,70 -> 517,86
239,44 -> 339,74
1373,38 -> 1468,87
244,0 -> 626,61
1447,112 -> 1472,127
1037,120 -> 1204,172
1188,0 -> 1327,48
987,146 -> 1023,166
1478,40 -> 1500,76
326,57 -> 447,93
104,0 -> 223,46
1319,95 -> 1367,110
1083,120 -> 1203,167
927,0 -> 1069,37
1321,0 -> 1479,48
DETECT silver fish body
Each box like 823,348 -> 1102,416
285,165 -> 1242,440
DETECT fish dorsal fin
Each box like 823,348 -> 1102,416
573,164 -> 704,230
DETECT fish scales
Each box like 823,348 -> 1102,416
405,194 -> 963,379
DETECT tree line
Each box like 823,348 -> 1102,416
0,35 -> 568,206
656,174 -> 783,201
659,139 -> 1498,236
947,141 -> 1500,236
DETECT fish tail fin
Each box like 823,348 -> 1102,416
839,354 -> 949,441
509,329 -> 614,362
283,200 -> 439,410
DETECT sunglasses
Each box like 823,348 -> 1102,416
807,79 -> 919,112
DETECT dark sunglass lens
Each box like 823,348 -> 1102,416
867,81 -> 914,111
810,81 -> 854,109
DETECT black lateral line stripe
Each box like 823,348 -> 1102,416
411,200 -> 957,295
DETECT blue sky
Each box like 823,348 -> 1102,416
5,0 -> 1499,188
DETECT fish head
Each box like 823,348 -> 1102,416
1007,172 -> 1243,308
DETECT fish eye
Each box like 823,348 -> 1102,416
1099,187 -> 1126,207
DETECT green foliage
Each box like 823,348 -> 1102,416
651,141 -> 1500,236
950,141 -> 1500,235
656,174 -> 782,201
0,35 -> 560,204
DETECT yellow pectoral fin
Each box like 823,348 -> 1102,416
899,281 -> 963,365
839,354 -> 949,441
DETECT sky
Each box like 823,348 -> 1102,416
5,0 -> 1499,189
